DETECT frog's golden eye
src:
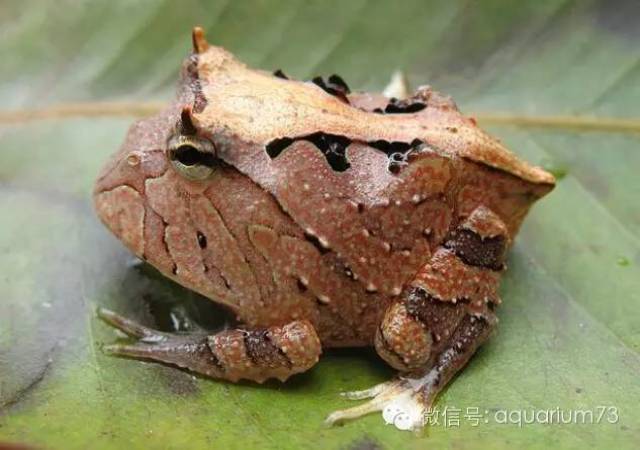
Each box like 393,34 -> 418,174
167,136 -> 217,181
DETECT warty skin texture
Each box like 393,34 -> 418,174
94,28 -> 554,431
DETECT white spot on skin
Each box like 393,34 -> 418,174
411,194 -> 421,204
319,237 -> 330,248
391,286 -> 402,296
382,242 -> 391,252
366,282 -> 377,292
317,295 -> 330,304
361,229 -> 370,238
299,276 -> 309,286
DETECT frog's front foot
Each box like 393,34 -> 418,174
97,308 -> 322,383
326,374 -> 439,431
326,311 -> 496,431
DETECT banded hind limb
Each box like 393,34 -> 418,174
326,206 -> 506,431
97,308 -> 321,383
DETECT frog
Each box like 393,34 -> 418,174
94,27 -> 555,431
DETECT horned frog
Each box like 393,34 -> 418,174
94,27 -> 554,431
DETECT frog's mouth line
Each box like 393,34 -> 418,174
265,131 -> 425,174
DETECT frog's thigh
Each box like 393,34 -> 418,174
98,309 -> 321,383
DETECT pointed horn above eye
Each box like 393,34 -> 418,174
180,105 -> 197,135
192,26 -> 210,54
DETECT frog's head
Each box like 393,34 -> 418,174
93,101 -> 218,255
93,29 -> 248,303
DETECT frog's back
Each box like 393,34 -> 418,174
188,42 -> 553,300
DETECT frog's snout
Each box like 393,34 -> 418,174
94,182 -> 146,258
93,147 -> 149,259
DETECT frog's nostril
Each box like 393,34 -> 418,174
126,152 -> 141,167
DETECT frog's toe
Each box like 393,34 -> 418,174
339,380 -> 395,400
97,307 -> 168,340
326,373 -> 437,431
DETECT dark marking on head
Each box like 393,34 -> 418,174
196,231 -> 207,249
384,98 -> 426,114
372,97 -> 427,114
273,69 -> 289,79
266,132 -> 350,171
306,132 -> 351,171
266,137 -> 294,159
265,132 -> 423,174
171,263 -> 178,275
369,138 -> 424,174
327,74 -> 351,94
311,75 -> 350,104
444,229 -> 506,271
180,105 -> 197,135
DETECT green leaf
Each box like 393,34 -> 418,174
1,1 -> 639,449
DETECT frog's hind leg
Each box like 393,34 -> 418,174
97,308 -> 321,383
326,206 -> 505,431
326,310 -> 495,430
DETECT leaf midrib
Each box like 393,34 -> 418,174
1,102 -> 640,134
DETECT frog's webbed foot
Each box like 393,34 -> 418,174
97,308 -> 322,383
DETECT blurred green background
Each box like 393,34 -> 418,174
0,1 -> 639,449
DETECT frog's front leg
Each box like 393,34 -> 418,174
97,308 -> 321,383
326,206 -> 506,431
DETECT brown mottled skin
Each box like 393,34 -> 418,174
94,28 -> 554,430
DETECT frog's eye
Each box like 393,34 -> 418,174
167,136 -> 217,181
